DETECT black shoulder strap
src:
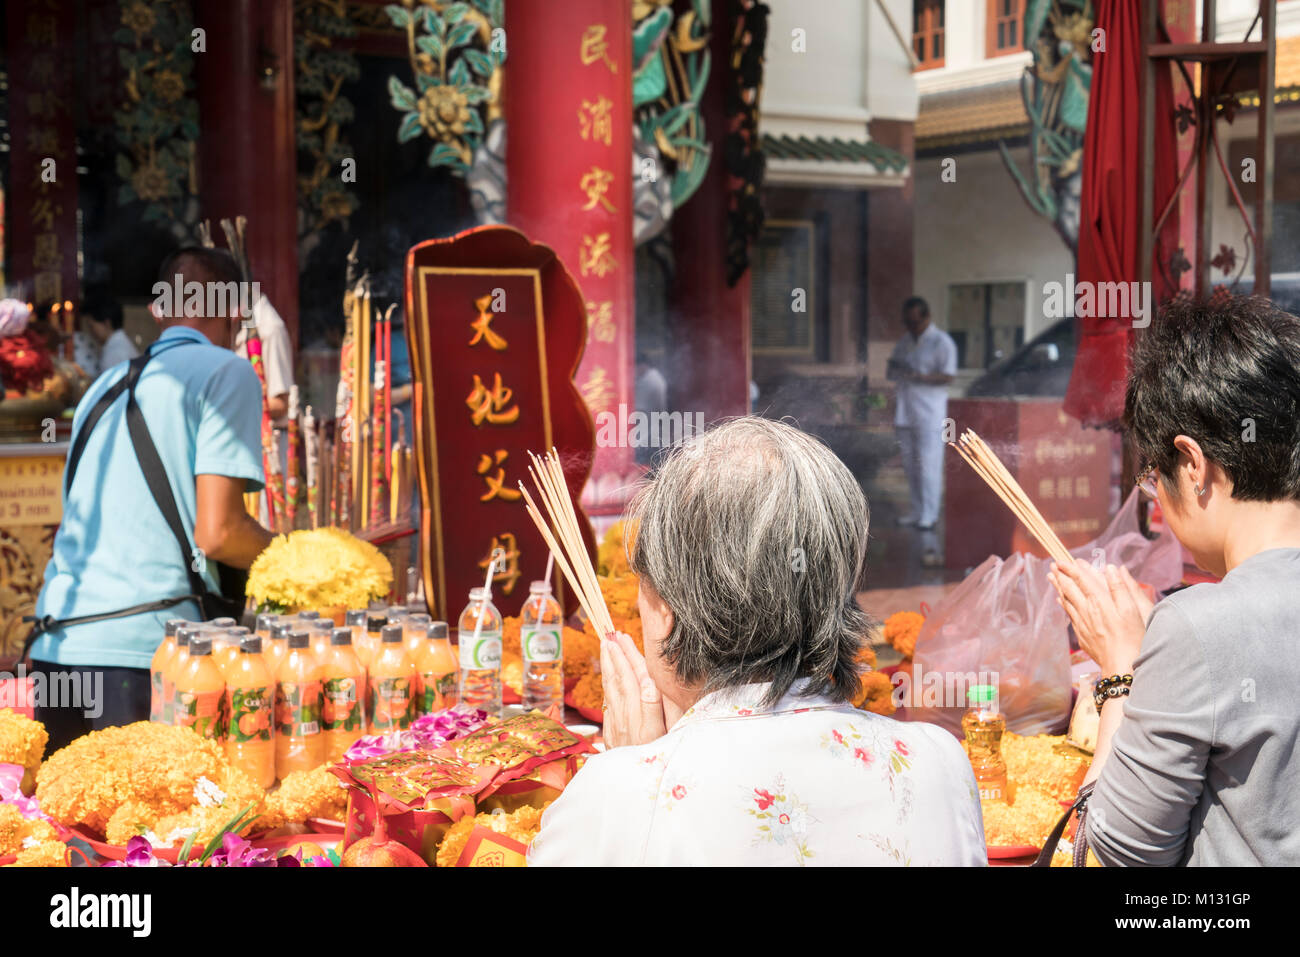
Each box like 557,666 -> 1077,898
123,367 -> 212,601
64,339 -> 196,494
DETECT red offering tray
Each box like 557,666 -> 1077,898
68,824 -> 204,865
564,692 -> 603,725
987,844 -> 1040,860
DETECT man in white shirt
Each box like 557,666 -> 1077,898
887,296 -> 957,533
233,295 -> 294,426
85,297 -> 140,373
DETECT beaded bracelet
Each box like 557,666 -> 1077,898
1093,674 -> 1133,711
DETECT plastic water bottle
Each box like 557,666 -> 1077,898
520,580 -> 563,712
457,587 -> 502,716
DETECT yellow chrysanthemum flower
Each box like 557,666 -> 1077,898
246,528 -> 393,612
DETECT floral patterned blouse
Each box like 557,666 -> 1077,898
529,679 -> 987,866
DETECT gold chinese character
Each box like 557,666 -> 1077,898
579,166 -> 617,212
32,197 -> 61,231
1038,478 -> 1054,500
34,271 -> 62,305
32,233 -> 62,272
465,372 -> 520,426
26,127 -> 59,156
580,367 -> 616,413
586,300 -> 616,343
579,233 -> 617,277
468,294 -> 507,351
476,449 -> 522,502
579,24 -> 617,73
578,96 -> 614,146
26,13 -> 56,48
480,533 -> 522,595
1074,476 -> 1091,498
1056,477 -> 1073,500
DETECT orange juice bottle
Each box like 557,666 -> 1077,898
321,628 -> 365,763
166,626 -> 198,723
254,613 -> 277,644
220,627 -> 250,678
226,636 -> 275,789
173,635 -> 226,741
309,620 -> 334,662
416,621 -> 459,714
275,630 -> 324,778
403,612 -> 430,659
355,614 -> 385,672
265,622 -> 291,676
150,618 -> 187,723
368,624 -> 416,734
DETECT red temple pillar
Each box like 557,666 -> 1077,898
668,0 -> 752,422
193,0 -> 299,344
505,0 -> 636,515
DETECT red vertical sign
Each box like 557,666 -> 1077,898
5,0 -> 79,308
506,0 -> 635,515
405,226 -> 597,622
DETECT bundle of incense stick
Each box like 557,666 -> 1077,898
949,429 -> 1074,565
518,448 -> 615,638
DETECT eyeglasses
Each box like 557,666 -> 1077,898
1135,463 -> 1160,500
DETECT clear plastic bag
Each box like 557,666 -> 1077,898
906,490 -> 1183,736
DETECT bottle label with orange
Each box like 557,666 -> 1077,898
419,671 -> 457,714
227,686 -> 273,742
322,676 -> 362,732
174,689 -> 225,739
276,680 -> 322,737
150,672 -> 164,723
370,677 -> 414,730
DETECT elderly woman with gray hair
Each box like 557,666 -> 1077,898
529,417 -> 986,866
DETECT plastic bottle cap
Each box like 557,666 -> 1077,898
346,610 -> 367,627
529,580 -> 553,594
967,685 -> 999,706
367,599 -> 386,611
468,587 -> 489,601
175,627 -> 196,646
240,636 -> 263,654
165,618 -> 188,637
427,621 -> 449,640
388,605 -> 407,616
381,624 -> 404,642
270,622 -> 291,640
367,615 -> 388,632
189,636 -> 213,656
329,628 -> 353,645
296,610 -> 321,620
211,617 -> 236,628
228,626 -> 251,638
255,614 -> 275,631
288,631 -> 311,649
310,620 -> 333,633
407,613 -> 431,625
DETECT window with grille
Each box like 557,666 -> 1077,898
913,0 -> 944,70
987,0 -> 1025,58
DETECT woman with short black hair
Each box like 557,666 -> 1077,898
1052,294 -> 1300,866
529,417 -> 986,866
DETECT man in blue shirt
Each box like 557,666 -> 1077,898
29,247 -> 275,750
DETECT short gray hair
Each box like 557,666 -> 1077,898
627,416 -> 873,707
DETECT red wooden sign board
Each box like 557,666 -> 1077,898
404,225 -> 597,622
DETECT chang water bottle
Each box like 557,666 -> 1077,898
520,580 -> 563,712
458,587 -> 503,716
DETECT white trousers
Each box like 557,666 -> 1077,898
897,424 -> 945,527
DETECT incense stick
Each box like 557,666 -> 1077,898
518,450 -> 615,638
950,429 -> 1074,566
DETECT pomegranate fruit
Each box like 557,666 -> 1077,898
341,786 -> 427,867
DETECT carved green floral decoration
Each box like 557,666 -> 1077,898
384,0 -> 505,173
295,0 -> 362,234
112,0 -> 199,229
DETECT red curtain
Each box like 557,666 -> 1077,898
1064,0 -> 1182,427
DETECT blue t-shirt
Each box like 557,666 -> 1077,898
32,326 -> 265,668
